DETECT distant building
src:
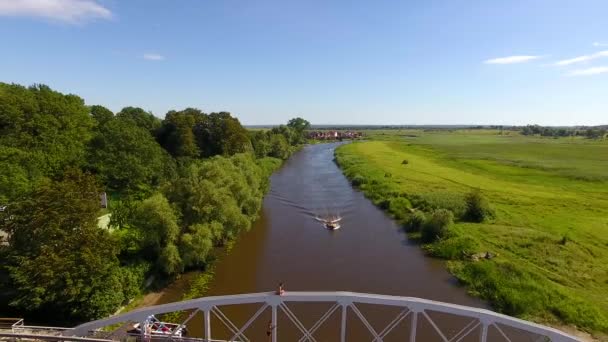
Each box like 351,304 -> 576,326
307,130 -> 363,140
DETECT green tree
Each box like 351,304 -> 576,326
198,112 -> 252,157
130,193 -> 180,271
179,222 -> 218,268
157,108 -> 206,158
287,117 -> 311,144
269,134 -> 291,159
116,106 -> 161,135
87,117 -> 174,193
0,83 -> 94,201
90,105 -> 114,126
250,130 -> 271,158
1,170 -> 127,322
463,189 -> 493,222
421,209 -> 454,242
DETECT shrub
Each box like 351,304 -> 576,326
463,189 -> 493,222
421,209 -> 453,242
402,159 -> 409,165
389,197 -> 412,220
426,235 -> 479,259
405,210 -> 426,232
351,174 -> 365,186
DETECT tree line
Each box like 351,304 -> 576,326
520,124 -> 606,138
0,83 -> 310,323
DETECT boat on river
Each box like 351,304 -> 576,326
316,216 -> 342,230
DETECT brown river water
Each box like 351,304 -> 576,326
155,142 -> 486,341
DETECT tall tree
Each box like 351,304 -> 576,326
116,106 -> 161,135
87,116 -> 174,193
157,108 -> 206,158
1,170 -> 127,322
0,83 -> 94,201
90,105 -> 114,126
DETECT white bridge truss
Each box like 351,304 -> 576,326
67,292 -> 579,342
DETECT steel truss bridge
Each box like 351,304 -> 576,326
2,292 -> 580,342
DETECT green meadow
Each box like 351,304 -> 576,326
335,130 -> 608,335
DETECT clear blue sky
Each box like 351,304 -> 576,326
1,0 -> 607,125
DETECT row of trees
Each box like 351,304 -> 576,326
0,82 -> 309,323
521,124 -> 606,138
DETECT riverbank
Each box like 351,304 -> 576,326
334,130 -> 608,337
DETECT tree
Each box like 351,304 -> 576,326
463,189 -> 493,222
269,134 -> 291,159
198,112 -> 252,157
157,108 -> 206,158
1,170 -> 127,322
421,209 -> 453,242
87,116 -> 174,193
90,105 -> 114,126
116,107 -> 162,135
179,223 -> 218,268
250,130 -> 271,158
287,117 -> 311,144
130,193 -> 180,271
0,83 -> 94,201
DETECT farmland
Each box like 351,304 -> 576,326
335,130 -> 608,335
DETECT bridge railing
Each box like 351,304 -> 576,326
66,291 -> 580,342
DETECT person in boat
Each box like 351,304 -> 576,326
276,282 -> 285,295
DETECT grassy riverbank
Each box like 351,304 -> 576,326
335,130 -> 608,335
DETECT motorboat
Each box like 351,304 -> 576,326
316,215 -> 342,230
325,221 -> 341,230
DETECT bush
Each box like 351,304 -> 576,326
405,210 -> 426,232
402,159 -> 409,165
463,189 -> 493,222
351,174 -> 365,186
421,209 -> 453,242
389,197 -> 412,220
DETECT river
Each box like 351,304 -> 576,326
157,142 -> 485,340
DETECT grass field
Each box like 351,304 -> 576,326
335,130 -> 608,336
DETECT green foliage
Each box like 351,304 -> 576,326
269,133 -> 291,159
167,154 -> 265,244
87,116 -> 174,193
90,105 -> 114,126
157,108 -> 205,158
351,174 -> 366,186
335,131 -> 608,332
421,209 -> 453,242
0,82 -> 296,324
1,170 -> 128,322
130,193 -> 180,272
0,83 -> 94,202
116,106 -> 161,135
404,210 -> 426,232
179,223 -> 217,268
287,117 -> 311,144
463,189 -> 493,222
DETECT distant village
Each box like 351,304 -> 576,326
307,130 -> 363,140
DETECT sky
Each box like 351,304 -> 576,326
1,0 -> 607,125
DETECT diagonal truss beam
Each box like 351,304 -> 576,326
211,306 -> 248,342
229,303 -> 269,342
374,309 -> 411,341
422,311 -> 449,342
280,303 -> 317,342
450,319 -> 480,342
348,303 -> 381,341
297,304 -> 341,342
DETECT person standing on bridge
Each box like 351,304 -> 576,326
276,282 -> 285,296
